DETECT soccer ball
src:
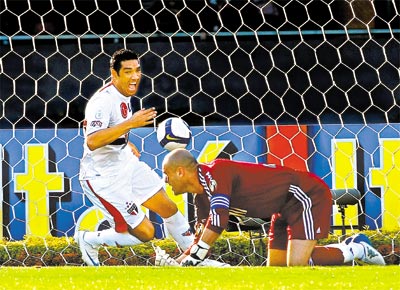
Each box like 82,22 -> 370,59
156,117 -> 191,151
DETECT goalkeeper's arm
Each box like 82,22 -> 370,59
180,203 -> 229,266
180,226 -> 223,266
155,226 -> 224,266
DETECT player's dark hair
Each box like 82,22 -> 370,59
110,48 -> 139,74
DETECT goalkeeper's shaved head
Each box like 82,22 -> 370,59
163,148 -> 198,172
162,149 -> 201,195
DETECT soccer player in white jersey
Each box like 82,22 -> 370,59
75,48 -> 194,266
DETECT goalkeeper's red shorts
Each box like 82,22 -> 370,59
268,172 -> 332,250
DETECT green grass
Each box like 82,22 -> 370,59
0,266 -> 398,290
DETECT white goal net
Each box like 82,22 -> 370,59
0,0 -> 399,266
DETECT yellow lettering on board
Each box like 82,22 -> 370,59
369,139 -> 400,230
331,139 -> 359,232
14,144 -> 64,237
75,207 -> 106,232
198,140 -> 232,163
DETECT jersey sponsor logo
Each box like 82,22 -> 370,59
95,109 -> 103,119
198,167 -> 217,197
209,179 -> 217,192
120,102 -> 128,118
204,171 -> 217,192
198,169 -> 218,196
90,120 -> 103,128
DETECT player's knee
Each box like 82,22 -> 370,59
143,190 -> 179,218
157,200 -> 179,218
134,225 -> 155,242
287,239 -> 316,266
140,226 -> 155,242
165,202 -> 179,215
129,219 -> 156,242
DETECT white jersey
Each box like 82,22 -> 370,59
79,82 -> 136,179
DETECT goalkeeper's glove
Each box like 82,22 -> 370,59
154,246 -> 179,266
181,240 -> 210,267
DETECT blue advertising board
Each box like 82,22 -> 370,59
0,124 -> 399,240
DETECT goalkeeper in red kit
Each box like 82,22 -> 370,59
159,148 -> 385,267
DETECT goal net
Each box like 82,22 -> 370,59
0,0 -> 399,266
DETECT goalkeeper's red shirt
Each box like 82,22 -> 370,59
194,159 -> 332,241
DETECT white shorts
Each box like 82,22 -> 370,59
80,160 -> 165,232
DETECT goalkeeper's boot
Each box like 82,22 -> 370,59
343,233 -> 385,265
343,233 -> 370,245
74,231 -> 100,266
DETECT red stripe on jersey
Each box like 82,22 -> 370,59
266,125 -> 308,171
85,180 -> 128,233
98,81 -> 113,92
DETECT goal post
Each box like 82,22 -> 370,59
0,0 -> 399,266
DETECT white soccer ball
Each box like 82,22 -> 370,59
156,117 -> 192,151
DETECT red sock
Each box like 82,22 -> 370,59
311,246 -> 346,265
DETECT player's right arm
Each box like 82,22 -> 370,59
86,107 -> 157,151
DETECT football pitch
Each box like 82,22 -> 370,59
0,266 -> 397,290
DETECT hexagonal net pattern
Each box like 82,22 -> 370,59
0,0 -> 399,266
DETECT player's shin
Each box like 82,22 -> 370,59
310,245 -> 350,265
163,211 -> 194,251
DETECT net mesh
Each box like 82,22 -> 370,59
0,0 -> 399,266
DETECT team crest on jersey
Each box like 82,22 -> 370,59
125,201 -> 138,215
120,102 -> 128,118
